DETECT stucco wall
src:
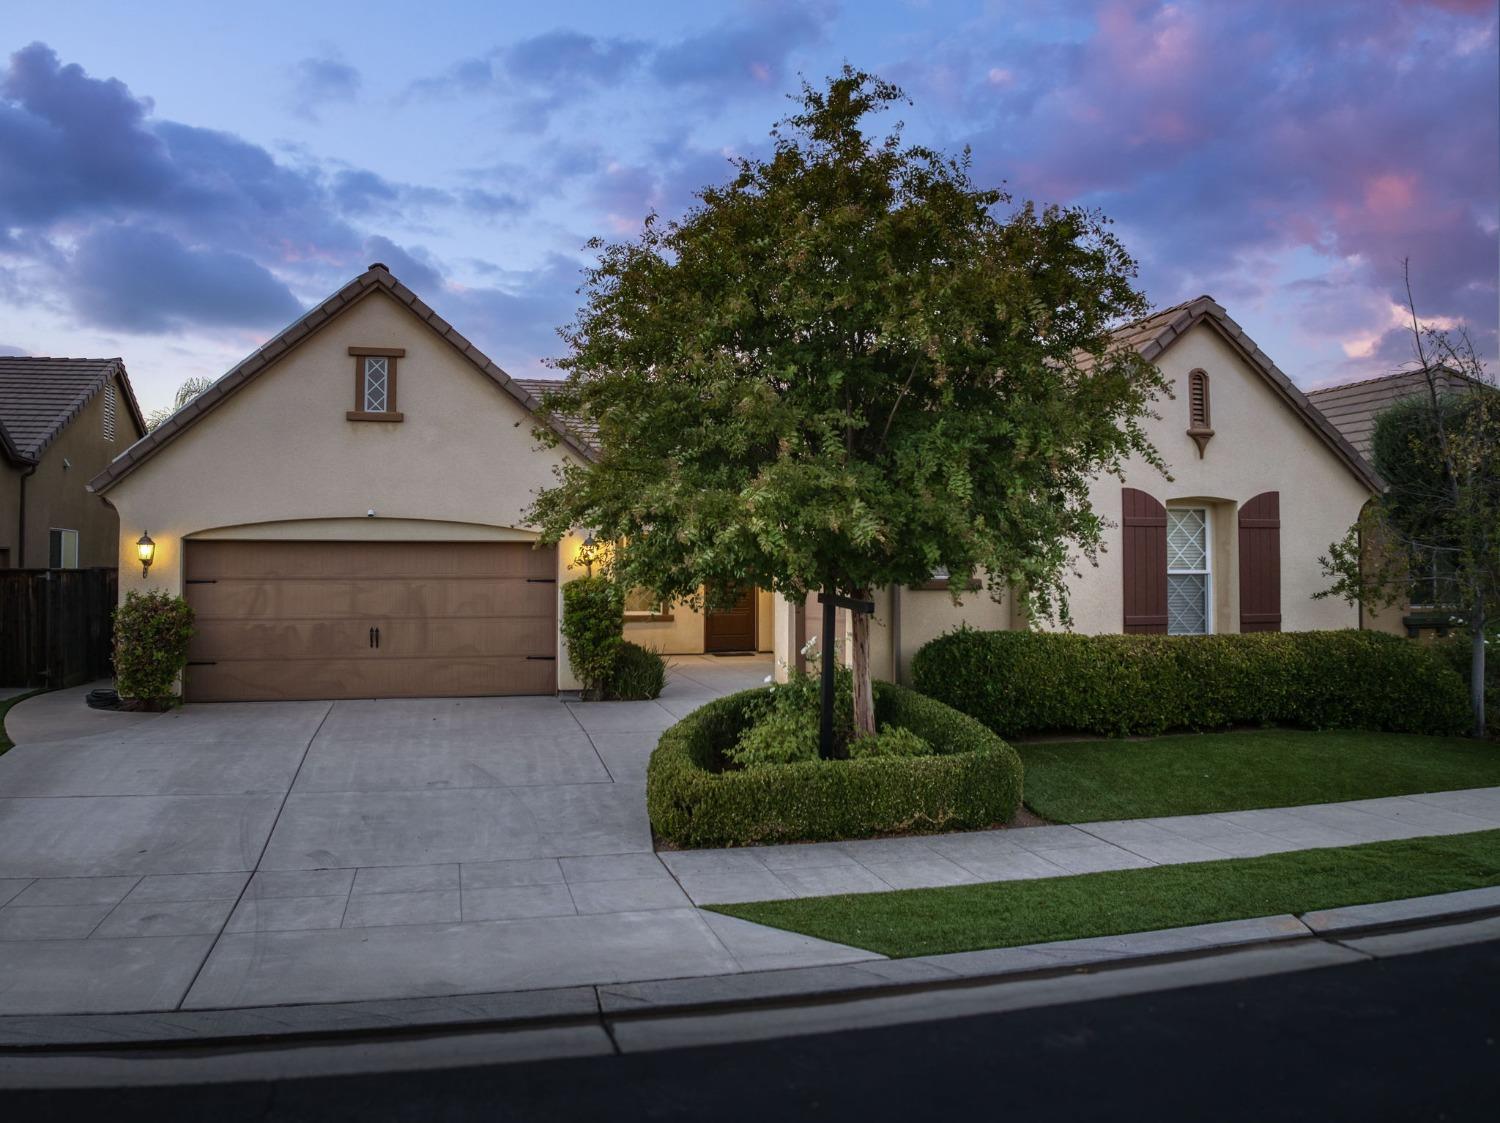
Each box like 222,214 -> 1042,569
99,289 -> 591,688
770,318 -> 1373,679
1059,323 -> 1369,634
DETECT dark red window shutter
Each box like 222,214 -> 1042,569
1238,491 -> 1281,632
1122,487 -> 1168,633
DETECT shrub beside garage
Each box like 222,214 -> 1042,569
647,681 -> 1023,848
910,628 -> 1471,739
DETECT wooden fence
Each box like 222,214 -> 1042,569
0,568 -> 117,689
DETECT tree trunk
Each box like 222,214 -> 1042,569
851,591 -> 875,740
1473,602 -> 1487,740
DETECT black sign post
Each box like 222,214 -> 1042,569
815,590 -> 875,760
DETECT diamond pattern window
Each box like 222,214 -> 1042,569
363,356 -> 388,412
1167,507 -> 1210,635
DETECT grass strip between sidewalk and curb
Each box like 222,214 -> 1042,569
1016,729 -> 1500,822
709,829 -> 1500,958
0,689 -> 43,755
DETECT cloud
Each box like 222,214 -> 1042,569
64,224 -> 302,333
902,0 -> 1498,383
0,343 -> 28,356
287,55 -> 360,122
409,4 -> 833,121
0,42 -> 360,265
651,1 -> 832,93
406,30 -> 647,127
362,235 -> 444,294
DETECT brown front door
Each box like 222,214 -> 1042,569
704,587 -> 756,653
182,540 -> 558,701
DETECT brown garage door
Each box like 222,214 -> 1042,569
182,540 -> 558,702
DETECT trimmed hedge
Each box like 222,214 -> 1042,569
647,681 -> 1023,848
910,628 -> 1470,739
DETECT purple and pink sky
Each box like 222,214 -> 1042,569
0,0 -> 1495,414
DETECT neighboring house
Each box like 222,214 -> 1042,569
1308,367 -> 1489,636
1,357 -> 146,569
90,271 -> 1375,703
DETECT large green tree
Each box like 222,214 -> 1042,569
1320,276 -> 1498,738
528,69 -> 1166,740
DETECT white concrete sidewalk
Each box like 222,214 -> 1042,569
663,786 -> 1500,905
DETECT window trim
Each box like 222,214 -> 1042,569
1166,506 -> 1213,635
347,346 -> 406,421
49,527 -> 79,570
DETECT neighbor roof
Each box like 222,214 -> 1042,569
1108,295 -> 1384,492
1306,367 -> 1484,460
88,265 -> 597,495
0,356 -> 145,464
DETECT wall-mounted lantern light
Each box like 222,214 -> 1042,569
136,531 -> 155,578
575,532 -> 600,577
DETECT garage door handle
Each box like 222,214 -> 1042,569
526,655 -> 556,661
368,627 -> 375,649
526,578 -> 557,584
375,627 -> 381,649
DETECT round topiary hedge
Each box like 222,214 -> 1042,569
646,680 -> 1023,849
910,628 -> 1470,739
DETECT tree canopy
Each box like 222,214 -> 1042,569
527,68 -> 1167,732
1319,295 -> 1498,737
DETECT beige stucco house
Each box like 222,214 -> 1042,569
769,296 -> 1382,682
90,268 -> 1377,702
88,264 -> 770,701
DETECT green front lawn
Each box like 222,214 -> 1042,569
711,829 -> 1500,958
1018,729 -> 1500,823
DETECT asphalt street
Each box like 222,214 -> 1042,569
7,937 -> 1499,1122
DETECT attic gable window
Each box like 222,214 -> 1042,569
347,346 -> 406,422
1186,368 -> 1213,456
103,382 -> 117,441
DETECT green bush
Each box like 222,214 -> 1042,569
726,666 -> 853,769
849,725 -> 931,759
561,575 -> 624,699
910,628 -> 1471,739
606,641 -> 668,700
647,681 -> 1023,847
1432,631 -> 1497,730
113,590 -> 195,710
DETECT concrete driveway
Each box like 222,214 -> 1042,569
0,655 -> 877,1016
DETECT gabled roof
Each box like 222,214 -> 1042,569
1306,366 -> 1485,459
0,356 -> 146,464
1111,295 -> 1384,492
89,264 -> 596,495
511,377 -> 601,451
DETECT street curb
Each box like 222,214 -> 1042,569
2,886 -> 1498,1052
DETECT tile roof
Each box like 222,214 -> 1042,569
510,377 -> 600,449
0,356 -> 145,463
1306,367 -> 1482,459
89,265 -> 597,494
1101,295 -> 1383,491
